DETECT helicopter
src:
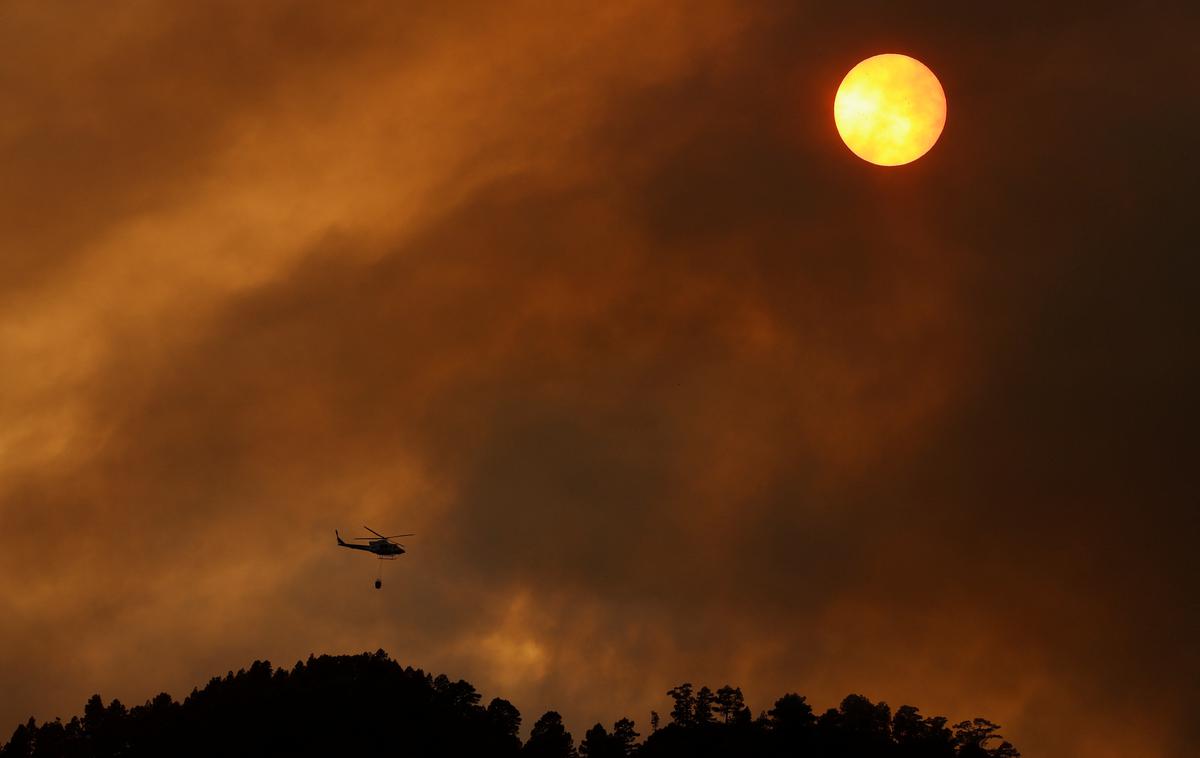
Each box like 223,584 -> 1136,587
336,526 -> 413,588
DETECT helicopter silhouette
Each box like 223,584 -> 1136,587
336,526 -> 413,588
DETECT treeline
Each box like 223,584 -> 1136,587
1,650 -> 1018,757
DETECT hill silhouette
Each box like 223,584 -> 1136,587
1,650 -> 1019,757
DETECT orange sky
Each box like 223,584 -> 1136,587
2,3 -> 1198,756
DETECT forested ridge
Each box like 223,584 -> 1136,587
2,650 -> 1018,757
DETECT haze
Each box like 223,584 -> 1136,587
2,3 -> 1197,757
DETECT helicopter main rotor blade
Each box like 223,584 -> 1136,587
363,526 -> 387,539
382,534 -> 415,538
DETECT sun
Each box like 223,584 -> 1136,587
834,53 -> 946,166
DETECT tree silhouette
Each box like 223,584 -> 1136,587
0,652 -> 1019,758
82,695 -> 128,758
580,718 -> 639,758
666,683 -> 694,727
768,692 -> 816,729
714,686 -> 744,724
824,693 -> 893,755
693,687 -> 715,727
1,721 -> 33,758
486,698 -> 523,755
579,723 -> 619,758
893,705 -> 955,758
767,690 -> 816,754
611,717 -> 639,756
523,711 -> 575,758
954,718 -> 1020,758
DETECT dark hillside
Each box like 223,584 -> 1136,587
1,651 -> 1017,757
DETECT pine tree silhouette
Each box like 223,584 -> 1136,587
1,652 -> 1020,758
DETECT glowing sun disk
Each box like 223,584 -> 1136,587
834,53 -> 946,166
